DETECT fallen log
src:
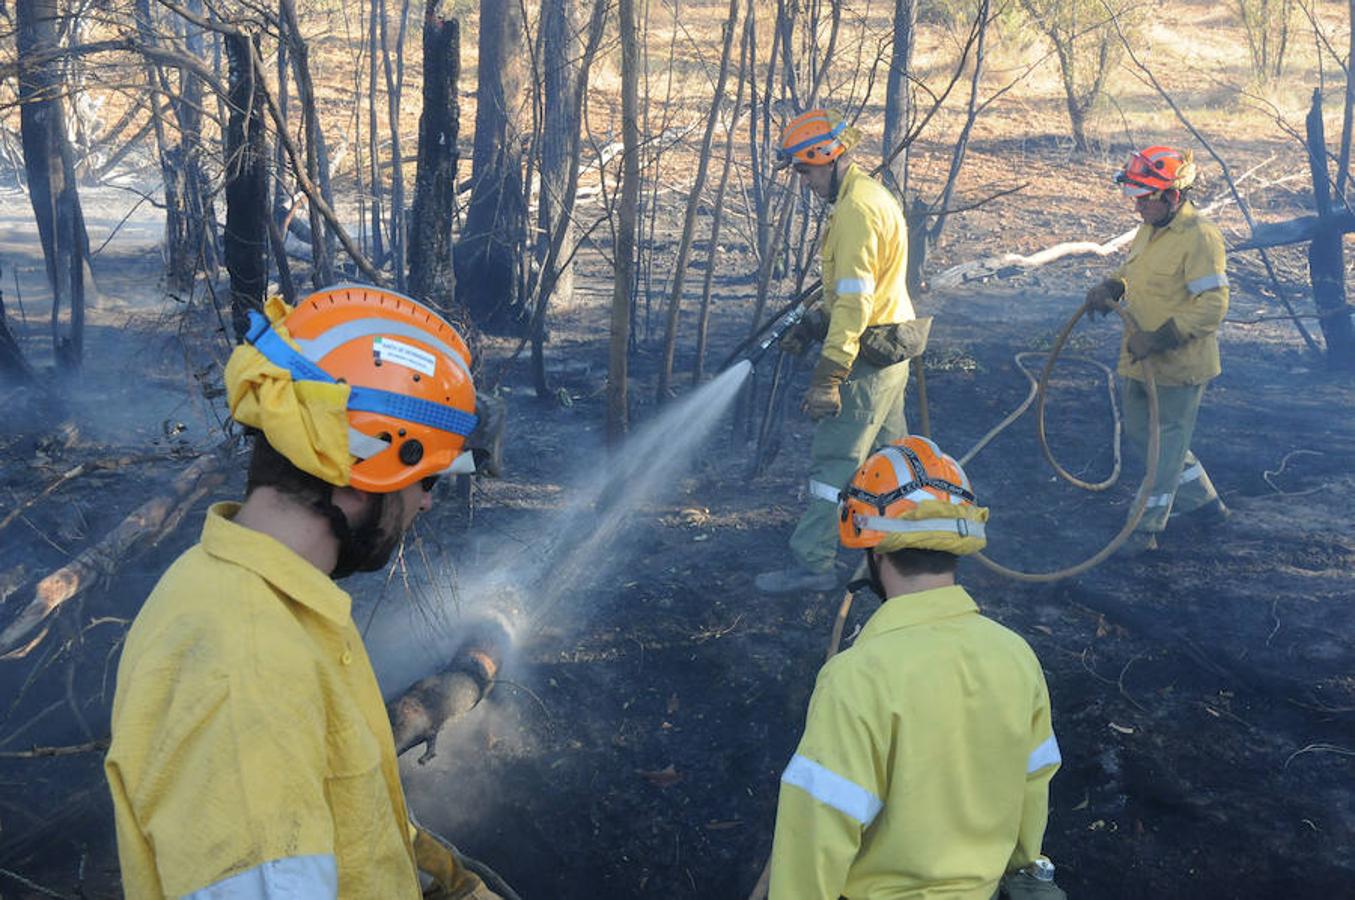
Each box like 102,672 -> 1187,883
387,617 -> 511,763
0,447 -> 229,659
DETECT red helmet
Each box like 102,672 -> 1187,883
775,108 -> 859,170
237,285 -> 478,493
1115,146 -> 1196,197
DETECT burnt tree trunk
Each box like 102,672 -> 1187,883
458,0 -> 528,333
379,0 -> 413,291
0,283 -> 35,385
610,0 -> 641,442
367,0 -> 386,267
531,0 -> 580,392
17,0 -> 88,369
280,0 -> 335,287
224,34 -> 268,343
882,0 -> 916,194
407,3 -> 459,315
134,0 -> 199,294
528,0 -> 609,399
176,0 -> 220,285
270,5 -> 297,304
1305,89 -> 1355,369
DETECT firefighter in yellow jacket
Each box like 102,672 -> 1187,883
770,437 -> 1065,900
757,108 -> 920,595
1085,145 -> 1231,554
105,288 -> 502,899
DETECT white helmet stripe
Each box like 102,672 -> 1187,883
856,514 -> 985,539
296,318 -> 472,377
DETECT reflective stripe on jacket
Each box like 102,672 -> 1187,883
820,163 -> 916,370
769,586 -> 1060,900
106,503 -> 425,899
1114,200 -> 1229,385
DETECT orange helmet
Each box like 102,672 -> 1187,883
1115,146 -> 1196,197
241,285 -> 477,493
838,436 -> 988,556
775,108 -> 860,170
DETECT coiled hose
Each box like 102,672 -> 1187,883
964,303 -> 1161,582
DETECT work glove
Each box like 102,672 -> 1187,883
1083,277 -> 1125,318
1127,318 -> 1184,362
802,357 -> 850,421
779,307 -> 829,357
413,824 -> 503,900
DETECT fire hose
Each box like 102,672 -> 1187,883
966,302 -> 1160,583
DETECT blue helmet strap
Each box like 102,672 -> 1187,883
245,310 -> 479,440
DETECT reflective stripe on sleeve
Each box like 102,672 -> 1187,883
809,479 -> 842,503
1027,733 -> 1062,774
1187,272 -> 1228,294
1177,464 -> 1204,484
836,277 -> 875,296
782,754 -> 883,826
184,855 -> 338,899
1146,492 -> 1174,508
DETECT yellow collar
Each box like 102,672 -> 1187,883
200,502 -> 353,625
858,584 -> 979,640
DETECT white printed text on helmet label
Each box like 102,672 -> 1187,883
374,336 -> 436,377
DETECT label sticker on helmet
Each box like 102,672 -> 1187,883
373,336 -> 436,376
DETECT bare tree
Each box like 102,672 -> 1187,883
526,0 -> 609,399
611,0 -> 641,442
1232,0 -> 1294,83
17,0 -> 90,368
280,0 -> 335,286
1018,0 -> 1133,152
538,0 -> 580,313
882,0 -> 918,194
459,0 -> 528,332
655,0 -> 741,400
223,32 -> 267,343
407,0 -> 459,314
379,0 -> 413,290
694,14 -> 751,384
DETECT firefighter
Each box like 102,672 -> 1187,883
1084,145 -> 1231,554
757,108 -> 923,594
105,288 -> 502,899
769,436 -> 1066,899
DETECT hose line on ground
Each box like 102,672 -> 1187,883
963,303 -> 1161,583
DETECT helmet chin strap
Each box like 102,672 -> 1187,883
828,158 -> 842,203
317,489 -> 392,578
846,549 -> 888,600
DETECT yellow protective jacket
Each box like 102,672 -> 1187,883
820,163 -> 916,370
105,503 -> 482,899
1113,200 -> 1229,385
769,586 -> 1060,900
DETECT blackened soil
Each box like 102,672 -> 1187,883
2,263 -> 1354,900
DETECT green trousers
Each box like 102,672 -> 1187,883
1121,377 -> 1220,533
789,359 -> 910,573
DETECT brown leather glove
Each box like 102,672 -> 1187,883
1083,278 -> 1125,318
802,357 -> 850,421
779,306 -> 829,357
1127,318 -> 1184,361
413,825 -> 501,900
